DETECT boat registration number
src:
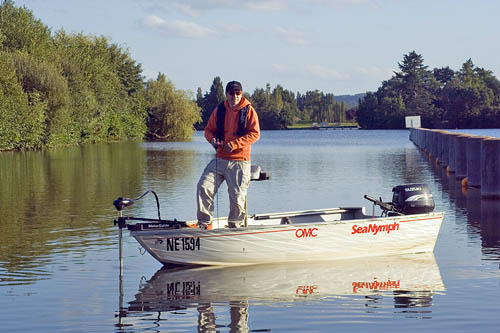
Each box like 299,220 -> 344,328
165,237 -> 201,251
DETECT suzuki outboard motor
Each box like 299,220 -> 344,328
391,184 -> 435,215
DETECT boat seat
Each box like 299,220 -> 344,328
251,165 -> 270,181
280,217 -> 291,224
279,215 -> 328,224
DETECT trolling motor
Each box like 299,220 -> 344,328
113,190 -> 161,219
112,190 -> 180,275
365,183 -> 435,217
113,189 -> 190,232
112,191 -> 160,278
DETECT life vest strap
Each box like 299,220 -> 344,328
215,102 -> 249,141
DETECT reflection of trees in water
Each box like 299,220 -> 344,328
139,148 -> 199,219
375,148 -> 434,186
144,149 -> 197,188
0,142 -> 145,284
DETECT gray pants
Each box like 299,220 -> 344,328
197,158 -> 250,226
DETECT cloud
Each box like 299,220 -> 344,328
306,64 -> 350,80
141,15 -> 216,38
171,2 -> 203,16
276,27 -> 309,46
355,65 -> 394,77
304,0 -> 376,8
145,0 -> 287,17
272,63 -> 290,73
245,0 -> 287,11
144,0 -> 376,18
142,15 -> 166,28
213,22 -> 248,36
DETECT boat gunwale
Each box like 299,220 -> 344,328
129,210 -> 445,237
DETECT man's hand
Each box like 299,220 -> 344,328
210,138 -> 220,149
223,142 -> 233,152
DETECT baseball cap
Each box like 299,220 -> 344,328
225,81 -> 242,93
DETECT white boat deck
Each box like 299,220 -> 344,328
188,207 -> 368,229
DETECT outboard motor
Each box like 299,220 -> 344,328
391,183 -> 435,215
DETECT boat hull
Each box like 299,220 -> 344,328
130,210 -> 445,266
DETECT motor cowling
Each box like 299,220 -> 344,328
391,183 -> 435,215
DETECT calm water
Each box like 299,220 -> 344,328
1,129 -> 500,332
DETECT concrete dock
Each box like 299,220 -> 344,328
410,128 -> 500,199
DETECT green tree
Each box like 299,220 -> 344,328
0,0 -> 54,59
357,51 -> 442,128
280,88 -> 299,125
394,51 -> 440,124
0,0 -> 155,150
433,66 -> 455,85
55,31 -> 146,142
107,43 -> 144,96
12,51 -> 71,145
250,84 -> 273,129
475,66 -> 500,105
323,93 -> 335,123
334,101 -> 347,123
249,84 -> 293,130
196,77 -> 225,129
356,92 -> 380,129
303,90 -> 323,122
0,52 -> 45,150
439,59 -> 495,128
378,95 -> 406,128
145,73 -> 201,139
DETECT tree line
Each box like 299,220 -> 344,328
195,78 -> 352,130
0,0 -> 200,150
1,1 -> 353,151
356,51 -> 500,129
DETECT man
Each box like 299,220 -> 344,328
197,80 -> 260,228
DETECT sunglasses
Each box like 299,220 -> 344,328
228,91 -> 242,96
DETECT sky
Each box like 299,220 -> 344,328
14,0 -> 500,96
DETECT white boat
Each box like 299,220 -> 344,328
114,183 -> 444,266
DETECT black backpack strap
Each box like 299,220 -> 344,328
215,102 -> 226,141
236,105 -> 249,136
216,103 -> 249,140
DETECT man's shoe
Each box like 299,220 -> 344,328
198,222 -> 212,230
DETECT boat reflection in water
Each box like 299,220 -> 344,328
118,253 -> 445,331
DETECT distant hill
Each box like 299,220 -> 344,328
334,93 -> 367,108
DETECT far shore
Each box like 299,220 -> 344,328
287,122 -> 359,130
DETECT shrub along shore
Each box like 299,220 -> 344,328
0,1 -> 200,151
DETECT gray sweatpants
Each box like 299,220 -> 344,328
197,158 -> 250,226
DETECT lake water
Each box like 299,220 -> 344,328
1,129 -> 500,332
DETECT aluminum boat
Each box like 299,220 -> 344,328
113,182 -> 444,266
